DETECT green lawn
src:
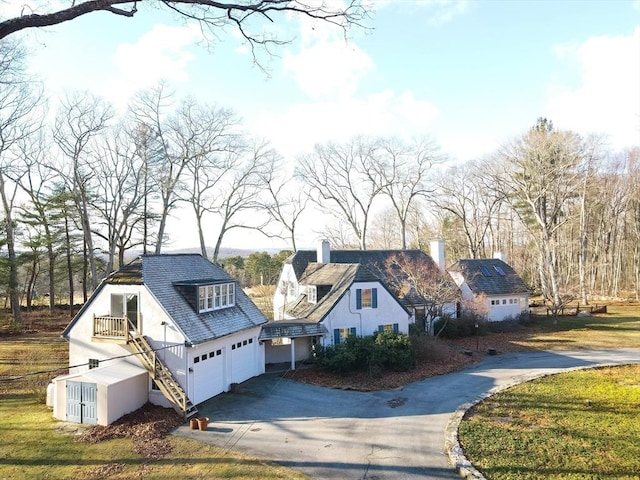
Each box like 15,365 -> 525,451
519,305 -> 640,350
0,334 -> 307,480
459,365 -> 640,480
2,305 -> 640,478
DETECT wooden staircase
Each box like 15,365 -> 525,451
128,330 -> 198,419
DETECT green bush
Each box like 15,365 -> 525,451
313,332 -> 415,377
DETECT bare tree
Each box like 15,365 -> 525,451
0,1 -> 369,64
207,140 -> 276,262
257,156 -> 307,251
14,128 -> 61,311
489,118 -> 585,316
0,39 -> 41,327
53,92 -> 113,294
431,160 -> 502,259
383,252 -> 460,334
376,137 -> 442,249
91,126 -> 148,273
626,147 -> 640,300
172,98 -> 243,257
128,83 -> 180,254
296,137 -> 387,250
576,135 -> 605,305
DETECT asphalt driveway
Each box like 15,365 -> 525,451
173,349 -> 640,480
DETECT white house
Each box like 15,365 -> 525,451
265,241 -> 457,367
447,253 -> 530,321
51,254 -> 267,426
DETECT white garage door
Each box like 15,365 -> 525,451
230,337 -> 256,385
192,347 -> 225,404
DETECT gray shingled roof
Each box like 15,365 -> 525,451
259,320 -> 327,340
287,263 -> 370,323
448,258 -> 530,296
288,249 -> 435,281
64,254 -> 267,345
287,249 -> 458,304
141,255 -> 267,344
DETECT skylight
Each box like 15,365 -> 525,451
480,265 -> 492,277
494,265 -> 506,276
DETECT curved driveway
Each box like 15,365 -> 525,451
174,349 -> 640,480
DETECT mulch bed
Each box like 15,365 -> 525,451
284,341 -> 482,391
76,403 -> 184,459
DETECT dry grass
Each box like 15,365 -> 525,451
0,309 -> 309,480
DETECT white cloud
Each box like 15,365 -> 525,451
97,24 -> 200,109
375,0 -> 470,25
283,40 -> 374,99
249,89 -> 439,159
546,27 -> 640,149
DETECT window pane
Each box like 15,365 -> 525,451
111,294 -> 124,317
199,287 -> 206,311
207,286 -> 214,309
214,285 -> 221,307
229,283 -> 235,305
361,289 -> 372,308
125,294 -> 139,328
221,284 -> 228,306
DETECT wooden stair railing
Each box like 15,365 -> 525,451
127,329 -> 198,419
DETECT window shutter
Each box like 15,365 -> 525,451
378,325 -> 383,333
356,289 -> 362,309
372,288 -> 378,308
334,329 -> 340,345
393,323 -> 399,334
350,327 -> 356,337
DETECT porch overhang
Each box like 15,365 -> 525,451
259,321 -> 327,341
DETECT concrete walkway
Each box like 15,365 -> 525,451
173,349 -> 640,480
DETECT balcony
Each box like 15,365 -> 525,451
92,315 -> 131,344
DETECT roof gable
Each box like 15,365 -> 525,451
64,254 -> 267,345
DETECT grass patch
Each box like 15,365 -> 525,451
0,332 -> 308,480
459,364 -> 640,479
520,305 -> 640,350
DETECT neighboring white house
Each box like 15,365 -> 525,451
51,254 -> 267,426
447,253 -> 530,322
266,241 -> 464,367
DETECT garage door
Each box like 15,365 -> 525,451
67,381 -> 97,424
230,337 -> 256,385
192,347 -> 225,404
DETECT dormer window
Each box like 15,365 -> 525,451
198,282 -> 235,313
307,286 -> 317,304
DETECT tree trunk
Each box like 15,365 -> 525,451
0,174 -> 21,327
64,209 -> 74,317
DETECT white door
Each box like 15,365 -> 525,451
230,338 -> 256,385
192,347 -> 225,404
66,381 -> 97,424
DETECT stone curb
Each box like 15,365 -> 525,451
444,361 -> 633,480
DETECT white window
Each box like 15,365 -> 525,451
308,286 -> 317,304
199,283 -> 235,313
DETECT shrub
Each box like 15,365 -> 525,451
375,331 -> 415,371
314,332 -> 415,377
434,313 -> 488,339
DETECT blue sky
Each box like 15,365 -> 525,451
5,0 -> 640,250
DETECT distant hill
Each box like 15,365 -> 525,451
128,246 -> 287,259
